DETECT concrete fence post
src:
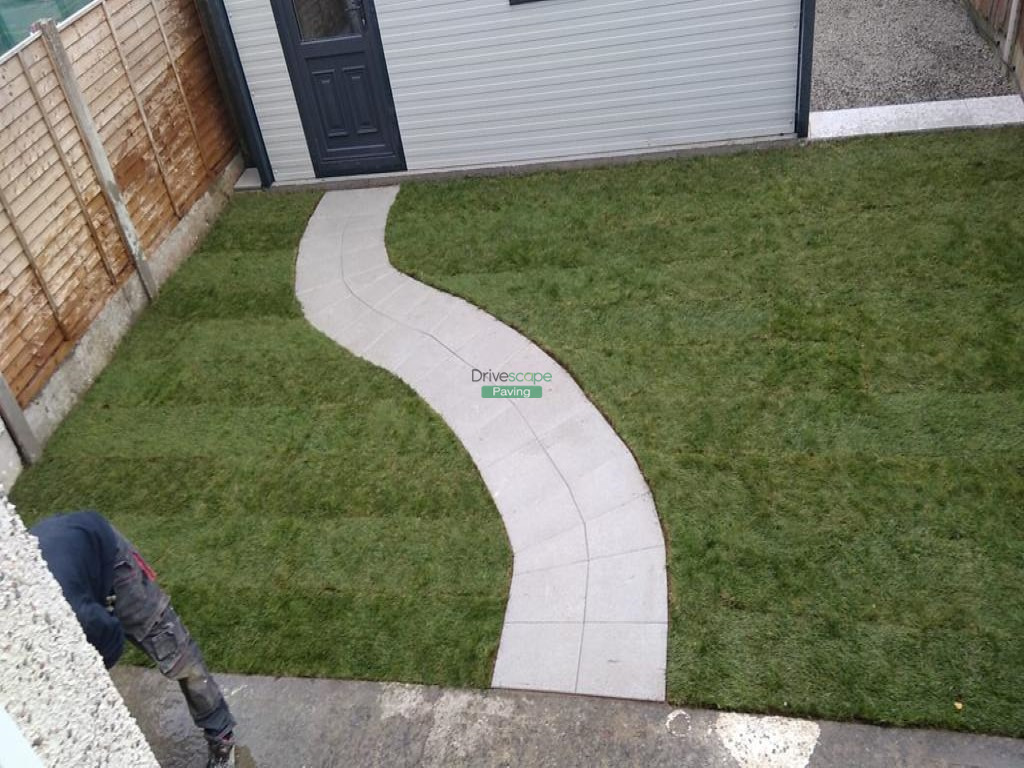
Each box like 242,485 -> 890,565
37,18 -> 159,301
0,375 -> 40,465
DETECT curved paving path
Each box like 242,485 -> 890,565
295,188 -> 667,701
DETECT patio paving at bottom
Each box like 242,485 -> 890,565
112,666 -> 1024,768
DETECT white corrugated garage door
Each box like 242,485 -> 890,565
375,0 -> 803,171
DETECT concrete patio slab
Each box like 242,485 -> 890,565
456,322 -> 533,372
489,482 -> 579,554
488,623 -> 583,693
539,411 -> 627,483
572,453 -> 651,521
587,494 -> 664,559
233,167 -> 261,191
809,96 -> 1024,140
460,404 -> 537,469
514,524 -> 589,573
586,548 -> 668,624
295,188 -> 668,701
112,666 -> 1024,768
374,278 -> 435,320
505,561 -> 588,623
392,339 -> 453,387
577,622 -> 668,700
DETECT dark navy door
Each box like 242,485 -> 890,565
271,0 -> 405,176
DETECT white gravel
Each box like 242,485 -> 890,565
812,0 -> 1015,110
0,487 -> 158,768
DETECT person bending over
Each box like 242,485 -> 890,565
31,509 -> 236,768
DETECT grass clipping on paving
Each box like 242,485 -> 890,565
387,128 -> 1024,736
12,192 -> 511,689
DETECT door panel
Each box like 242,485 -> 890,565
271,0 -> 405,176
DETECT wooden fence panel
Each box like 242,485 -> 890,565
66,3 -> 179,254
22,38 -> 134,278
169,0 -> 235,169
969,0 -> 1024,95
0,0 -> 237,407
114,0 -> 207,213
0,206 -> 67,404
0,47 -> 114,392
970,0 -> 1014,36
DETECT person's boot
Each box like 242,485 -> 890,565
206,734 -> 235,768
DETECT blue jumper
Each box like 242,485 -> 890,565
30,510 -> 124,668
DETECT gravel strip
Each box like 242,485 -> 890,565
812,0 -> 1015,110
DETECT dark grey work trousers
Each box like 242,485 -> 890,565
109,526 -> 236,743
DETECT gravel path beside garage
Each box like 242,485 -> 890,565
812,0 -> 1015,110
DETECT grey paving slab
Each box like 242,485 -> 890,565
455,322 -> 533,372
233,167 -> 260,190
481,458 -> 580,553
353,268 -> 407,307
430,300 -> 494,350
511,349 -> 591,435
478,440 -> 563,507
373,278 -> 435,321
346,264 -> 393,292
460,403 -> 536,469
321,303 -> 393,355
362,325 -> 420,371
491,623 -> 583,693
442,393 -> 519,443
294,241 -> 342,293
114,666 -> 1024,768
577,622 -> 668,701
505,561 -> 588,623
341,217 -> 388,245
401,290 -> 458,334
810,95 -> 1024,140
392,340 -> 456,389
586,548 -> 668,624
296,189 -> 668,701
540,409 -> 628,483
587,494 -> 664,559
295,276 -> 352,316
514,524 -> 589,574
572,452 -> 652,521
305,293 -> 363,339
342,242 -> 390,277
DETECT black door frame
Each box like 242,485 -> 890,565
268,0 -> 406,177
795,0 -> 816,138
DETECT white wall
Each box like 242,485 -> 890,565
0,488 -> 158,768
375,0 -> 802,170
0,425 -> 21,490
223,0 -> 316,181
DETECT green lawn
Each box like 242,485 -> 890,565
12,192 -> 511,687
386,128 -> 1024,735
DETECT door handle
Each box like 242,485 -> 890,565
349,0 -> 367,30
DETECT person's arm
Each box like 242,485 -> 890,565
76,601 -> 125,669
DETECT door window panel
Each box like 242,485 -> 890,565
293,0 -> 361,41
